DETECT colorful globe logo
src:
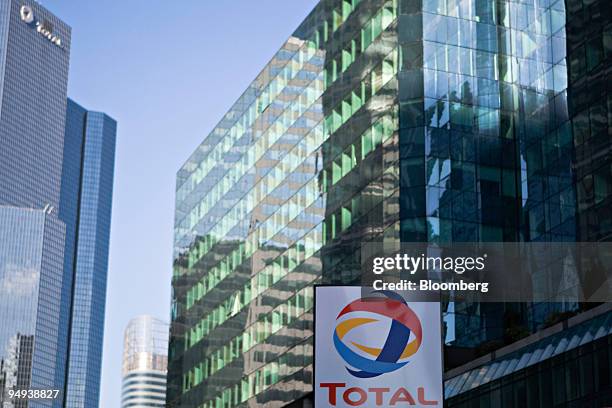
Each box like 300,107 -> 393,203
333,291 -> 422,378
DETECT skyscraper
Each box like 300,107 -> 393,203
64,100 -> 117,408
0,1 -> 73,406
168,0 -> 611,407
121,316 -> 168,408
0,206 -> 67,408
0,2 -> 117,407
0,0 -> 71,211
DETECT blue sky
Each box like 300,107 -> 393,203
41,1 -> 319,406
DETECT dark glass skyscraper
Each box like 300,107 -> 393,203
0,2 -> 117,407
565,0 -> 612,242
168,0 -> 611,407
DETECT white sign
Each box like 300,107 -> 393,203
315,286 -> 443,407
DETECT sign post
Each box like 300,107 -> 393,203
314,286 -> 443,407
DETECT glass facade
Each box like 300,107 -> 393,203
450,339 -> 612,407
169,0 -> 610,407
121,316 -> 169,408
446,308 -> 612,407
404,0 -> 577,350
0,2 -> 73,407
64,101 -> 117,408
565,0 -> 612,242
0,3 -> 117,408
0,206 -> 66,408
169,2 -> 401,406
0,0 -> 71,210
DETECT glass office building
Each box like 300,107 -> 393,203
121,316 -> 169,408
169,0 -> 611,406
565,0 -> 612,242
443,0 -> 612,405
0,1 -> 73,407
0,2 -> 117,407
0,0 -> 71,211
64,100 -> 117,408
0,206 -> 67,408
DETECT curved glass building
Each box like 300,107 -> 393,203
121,316 -> 169,408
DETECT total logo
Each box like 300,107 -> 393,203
333,291 -> 422,378
19,5 -> 34,23
20,5 -> 63,48
315,288 -> 442,407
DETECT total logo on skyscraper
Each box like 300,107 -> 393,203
20,4 -> 63,47
19,5 -> 33,23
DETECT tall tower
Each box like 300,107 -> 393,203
121,316 -> 169,408
0,3 -> 117,407
0,1 -> 73,406
63,100 -> 117,408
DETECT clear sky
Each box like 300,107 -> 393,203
40,1 -> 318,406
